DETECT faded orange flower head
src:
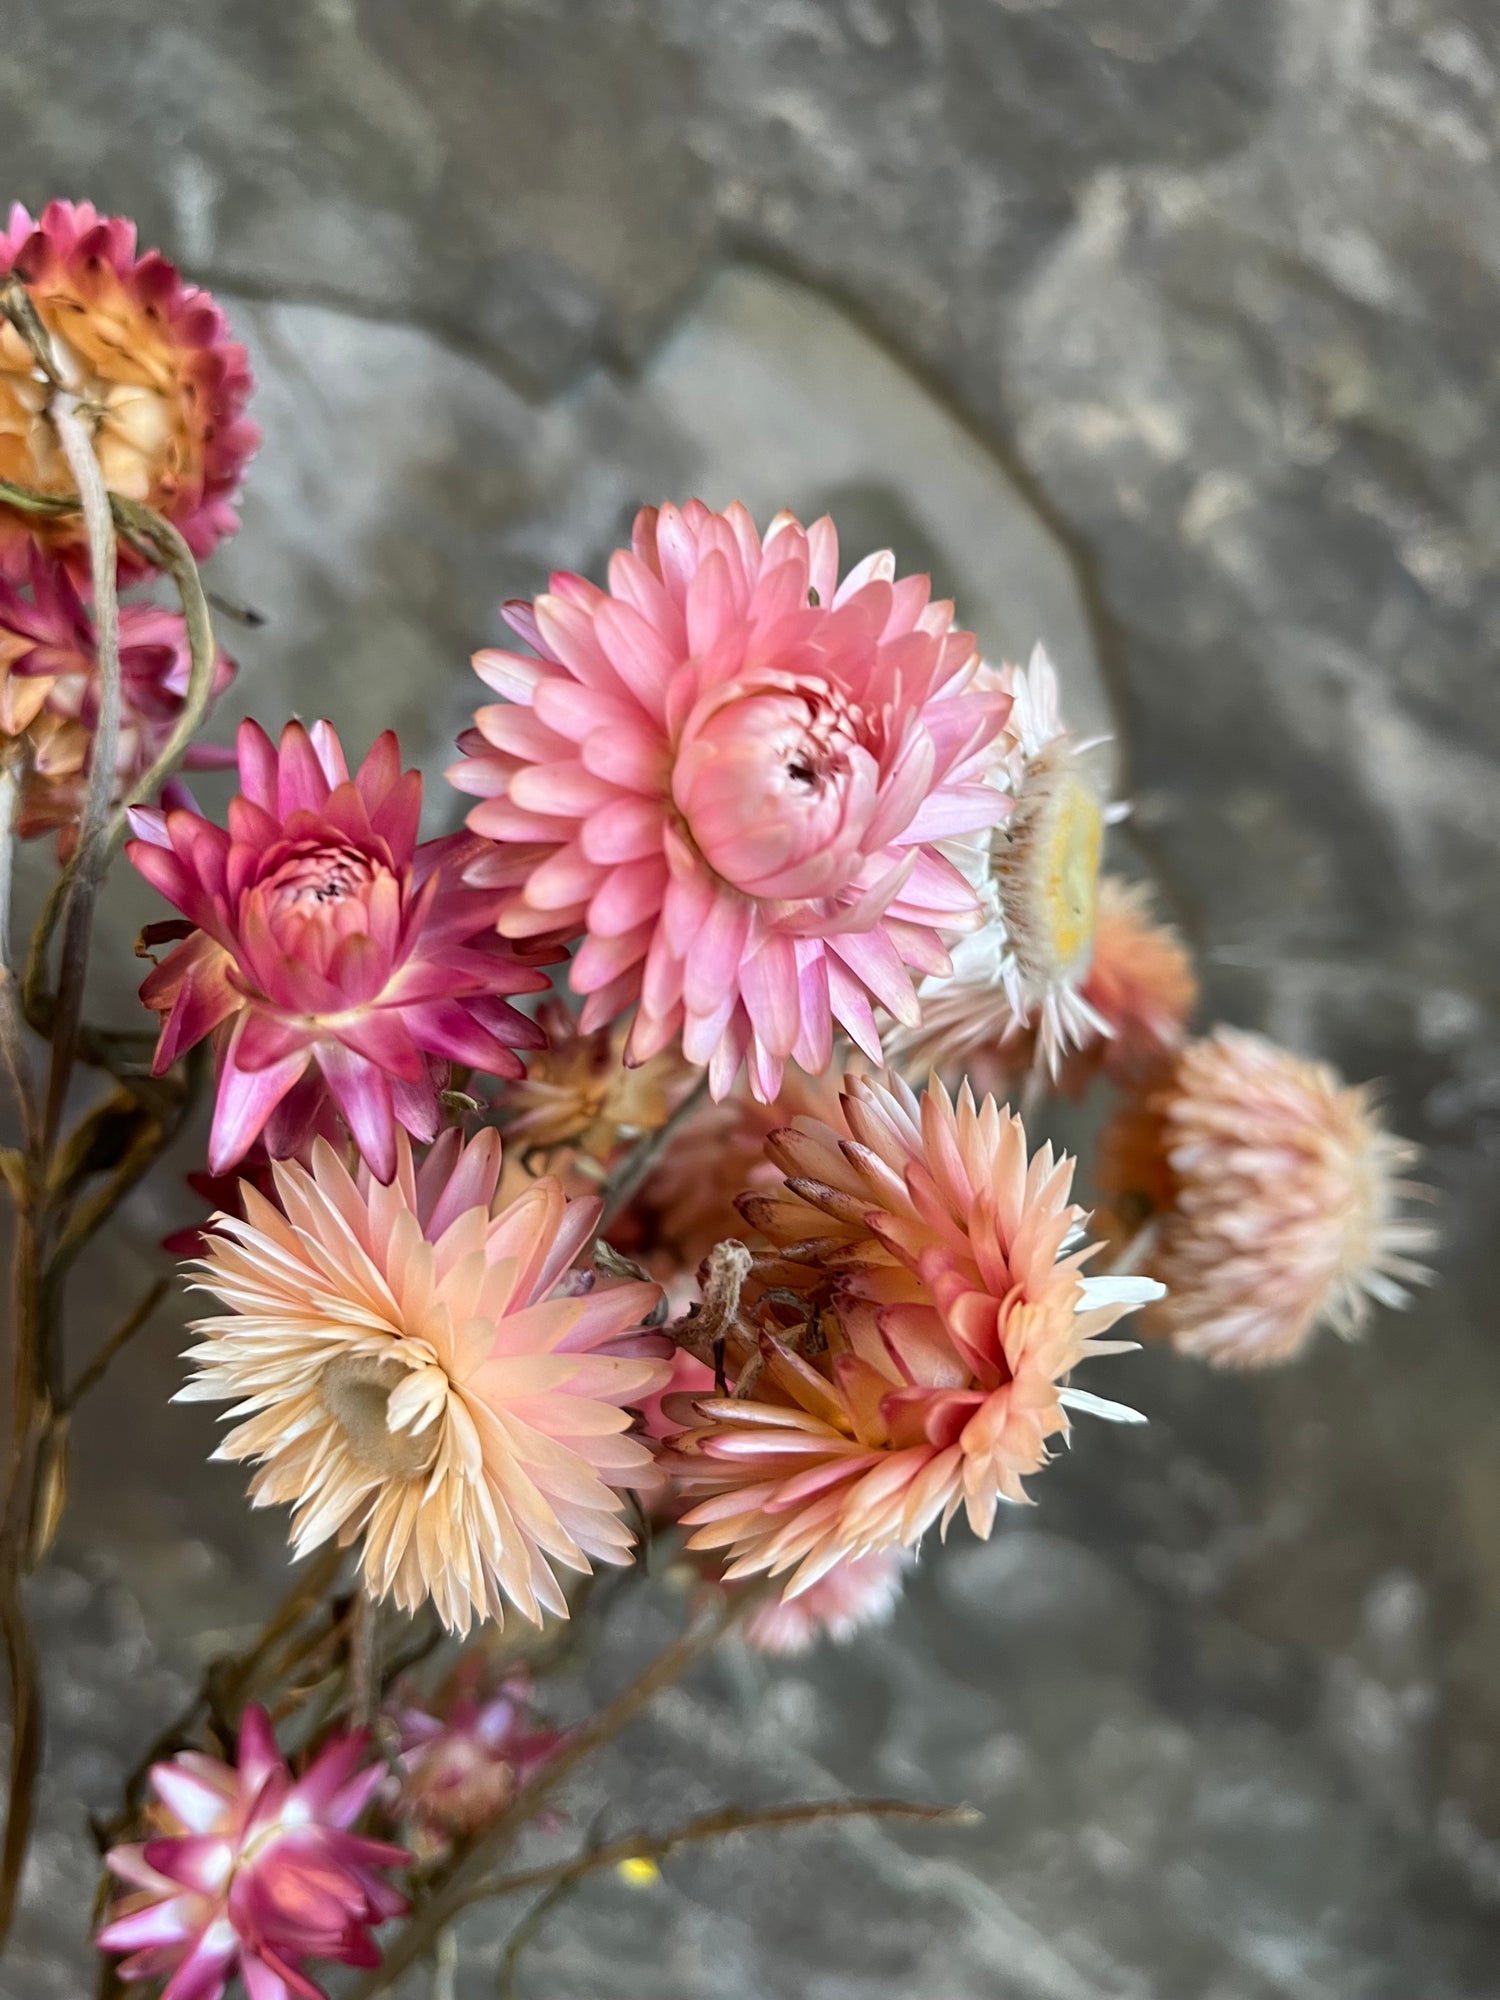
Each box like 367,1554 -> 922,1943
663,1070 -> 1161,1596
1096,1027 -> 1434,1367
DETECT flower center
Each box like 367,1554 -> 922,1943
674,680 -> 877,898
319,1354 -> 441,1482
1038,772 -> 1103,970
993,749 -> 1104,985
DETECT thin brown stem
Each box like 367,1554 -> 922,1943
347,1595 -> 742,1998
0,1205 -> 47,1942
0,753 -> 36,1147
43,400 -> 121,1154
60,1276 -> 170,1412
599,1076 -> 709,1229
20,495 -> 218,1037
479,1796 -> 978,1908
346,1586 -> 381,1730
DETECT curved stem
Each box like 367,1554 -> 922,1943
348,1595 -> 742,1999
43,402 -> 120,1155
482,1795 -> 977,1909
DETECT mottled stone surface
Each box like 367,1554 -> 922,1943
4,1 -> 1500,1994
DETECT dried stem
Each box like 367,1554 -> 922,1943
496,1873 -> 582,1997
60,1276 -> 170,1412
43,399 -> 121,1154
0,753 -> 36,1147
346,1585 -> 381,1730
18,493 -> 218,1038
480,1795 -> 978,1908
347,1595 -> 742,1998
0,1205 -> 47,1941
599,1076 -> 709,1229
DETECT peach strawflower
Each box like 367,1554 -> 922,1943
899,645 -> 1113,1081
97,1705 -> 406,2000
744,1547 -> 911,1656
500,997 -> 694,1164
0,201 -> 257,579
1096,1027 -> 1434,1367
663,1070 -> 1161,1596
180,1129 -> 669,1632
450,500 -> 1009,1103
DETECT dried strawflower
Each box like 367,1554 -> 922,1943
664,1070 -> 1161,1594
501,996 -> 694,1162
898,875 -> 1197,1099
127,718 -> 550,1180
450,500 -> 1008,1102
625,1064 -> 852,1285
898,645 -> 1112,1080
97,1705 -> 406,2000
1096,1027 -> 1434,1367
743,1547 -> 911,1656
388,1661 -> 562,1860
182,1129 -> 669,1631
0,200 -> 257,578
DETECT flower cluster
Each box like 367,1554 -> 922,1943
0,198 -> 1436,1990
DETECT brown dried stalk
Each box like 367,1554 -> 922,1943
346,1594 -> 745,1998
483,1794 -> 979,1909
0,461 -> 220,1942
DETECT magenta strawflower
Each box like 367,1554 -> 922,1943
97,1705 -> 406,2000
127,717 -> 550,1179
450,500 -> 1009,1101
388,1661 -> 563,1858
0,200 -> 258,580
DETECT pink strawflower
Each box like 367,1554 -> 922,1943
127,718 -> 551,1180
388,1661 -> 563,1858
743,1547 -> 912,1656
181,1129 -> 670,1631
0,552 -> 237,856
0,200 -> 258,580
1097,1028 -> 1435,1367
97,1705 -> 406,2000
664,1071 -> 1162,1596
450,501 -> 1009,1102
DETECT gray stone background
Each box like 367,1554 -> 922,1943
3,1 -> 1500,1994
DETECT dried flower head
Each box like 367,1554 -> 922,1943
450,500 -> 1008,1103
127,718 -> 550,1180
664,1070 -> 1161,1594
897,875 -> 1197,1099
743,1546 -> 911,1656
182,1129 -> 669,1631
501,997 -> 694,1163
0,201 -> 257,579
2,553 -> 237,855
1096,1027 -> 1434,1366
899,646 -> 1112,1080
388,1661 -> 562,1860
97,1705 -> 406,2000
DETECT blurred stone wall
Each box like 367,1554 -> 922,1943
3,2 -> 1500,1994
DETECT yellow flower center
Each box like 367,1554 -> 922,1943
1036,771 -> 1103,973
319,1353 -> 441,1482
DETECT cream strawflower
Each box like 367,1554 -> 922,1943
663,1071 -> 1161,1595
1096,1027 -> 1434,1367
897,644 -> 1114,1079
181,1130 -> 669,1631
